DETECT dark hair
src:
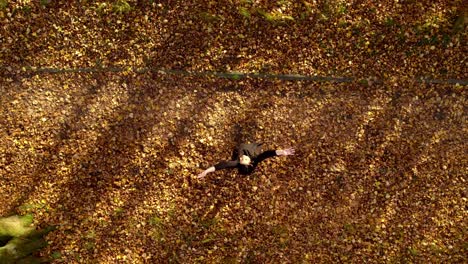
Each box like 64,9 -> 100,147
238,164 -> 252,175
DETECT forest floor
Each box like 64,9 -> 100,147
1,1 -> 467,263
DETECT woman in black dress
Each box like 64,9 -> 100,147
197,143 -> 295,179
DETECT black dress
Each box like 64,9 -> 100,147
214,143 -> 277,175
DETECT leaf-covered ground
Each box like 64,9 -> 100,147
0,0 -> 467,263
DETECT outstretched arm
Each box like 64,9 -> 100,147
197,160 -> 238,179
256,147 -> 295,163
197,166 -> 215,179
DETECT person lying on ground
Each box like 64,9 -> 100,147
197,143 -> 295,179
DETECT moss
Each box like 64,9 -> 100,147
0,215 -> 54,263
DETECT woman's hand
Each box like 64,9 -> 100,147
277,148 -> 295,156
197,166 -> 215,179
197,171 -> 208,179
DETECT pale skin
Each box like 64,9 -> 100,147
197,147 -> 295,179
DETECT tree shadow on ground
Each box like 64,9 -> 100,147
2,72 -> 106,214
40,73 -> 214,257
